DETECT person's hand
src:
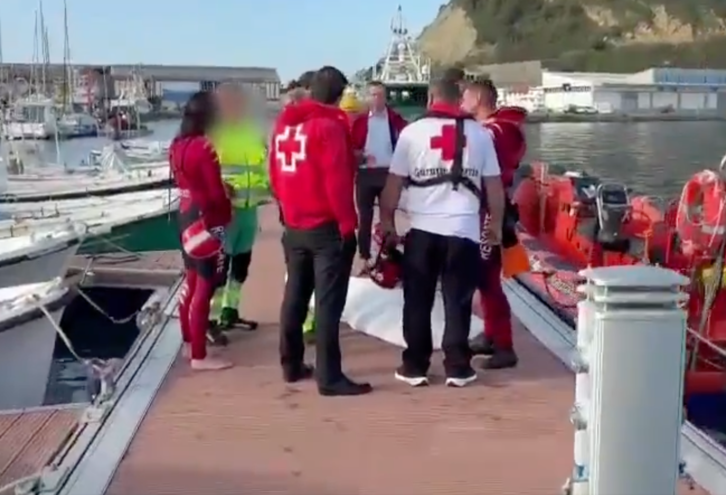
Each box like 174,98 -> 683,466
487,223 -> 502,246
381,222 -> 398,250
365,155 -> 376,165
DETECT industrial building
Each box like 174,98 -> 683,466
539,68 -> 726,114
0,63 -> 282,102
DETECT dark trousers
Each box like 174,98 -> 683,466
355,168 -> 388,260
279,222 -> 356,386
218,251 -> 252,286
401,229 -> 480,376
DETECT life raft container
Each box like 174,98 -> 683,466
181,219 -> 223,259
675,170 -> 726,256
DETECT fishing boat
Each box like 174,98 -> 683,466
57,108 -> 99,138
87,140 -> 170,166
1,157 -> 171,202
0,278 -> 69,410
0,224 -> 86,289
1,189 -> 180,255
3,96 -> 60,140
370,6 -> 430,119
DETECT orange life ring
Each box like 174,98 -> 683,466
675,170 -> 726,256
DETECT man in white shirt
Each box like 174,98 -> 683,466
351,81 -> 407,271
379,77 -> 505,388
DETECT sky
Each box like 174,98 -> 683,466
0,0 -> 444,82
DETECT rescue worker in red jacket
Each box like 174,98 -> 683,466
170,91 -> 233,371
269,66 -> 372,397
350,81 -> 407,272
461,79 -> 527,369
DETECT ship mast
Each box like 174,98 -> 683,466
375,5 -> 429,84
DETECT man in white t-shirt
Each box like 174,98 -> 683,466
379,77 -> 505,388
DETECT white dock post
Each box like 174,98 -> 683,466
569,294 -> 596,495
577,265 -> 689,495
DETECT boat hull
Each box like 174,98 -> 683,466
0,239 -> 80,289
0,299 -> 67,409
79,211 -> 180,255
0,180 -> 172,203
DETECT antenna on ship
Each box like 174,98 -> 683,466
376,5 -> 429,84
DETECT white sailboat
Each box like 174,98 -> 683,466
0,278 -> 68,410
55,0 -> 98,139
2,143 -> 171,202
0,224 -> 85,289
0,189 -> 178,238
4,95 -> 60,140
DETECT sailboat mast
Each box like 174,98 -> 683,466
31,12 -> 38,91
62,0 -> 70,108
38,0 -> 47,94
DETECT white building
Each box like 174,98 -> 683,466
540,67 -> 726,115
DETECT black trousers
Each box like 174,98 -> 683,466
279,222 -> 356,386
401,228 -> 480,376
355,168 -> 388,260
218,251 -> 252,287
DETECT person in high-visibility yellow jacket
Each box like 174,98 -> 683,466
208,83 -> 269,334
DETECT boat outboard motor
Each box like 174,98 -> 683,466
595,183 -> 630,248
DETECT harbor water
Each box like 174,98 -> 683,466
44,287 -> 153,406
6,119 -> 726,199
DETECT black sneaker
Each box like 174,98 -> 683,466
219,308 -> 259,331
237,317 -> 259,331
480,349 -> 518,370
394,365 -> 429,387
445,367 -> 477,387
283,363 -> 315,383
469,334 -> 495,356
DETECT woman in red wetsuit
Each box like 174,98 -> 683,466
170,91 -> 233,371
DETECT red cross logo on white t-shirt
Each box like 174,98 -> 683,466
430,123 -> 466,162
275,124 -> 307,172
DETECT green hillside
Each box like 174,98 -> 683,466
419,0 -> 726,72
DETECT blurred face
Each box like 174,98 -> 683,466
215,86 -> 246,121
461,87 -> 482,114
368,84 -> 386,112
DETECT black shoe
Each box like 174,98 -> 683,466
480,349 -> 518,370
237,317 -> 258,331
318,376 -> 373,396
469,334 -> 495,356
220,308 -> 259,331
393,365 -> 429,387
206,324 -> 228,346
445,367 -> 478,387
283,363 -> 315,383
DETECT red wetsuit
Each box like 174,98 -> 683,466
479,107 -> 528,351
170,135 -> 232,360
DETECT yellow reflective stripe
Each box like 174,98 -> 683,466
232,187 -> 269,198
220,164 -> 263,175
